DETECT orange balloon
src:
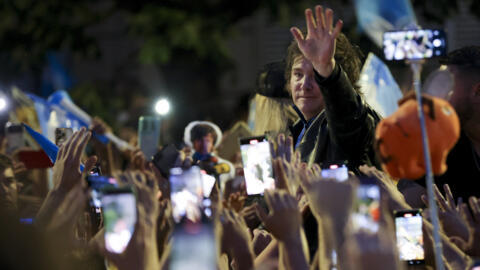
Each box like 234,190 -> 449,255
375,93 -> 460,179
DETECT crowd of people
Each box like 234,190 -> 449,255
1,5 -> 480,270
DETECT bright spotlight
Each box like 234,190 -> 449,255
155,98 -> 170,116
0,97 -> 7,112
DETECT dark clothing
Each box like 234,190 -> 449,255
418,131 -> 480,201
290,64 -> 381,259
289,64 -> 382,173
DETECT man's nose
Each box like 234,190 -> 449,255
301,76 -> 314,91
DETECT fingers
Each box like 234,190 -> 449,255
269,139 -> 276,159
305,8 -> 317,35
325,8 -> 333,33
433,184 -> 448,211
290,27 -> 305,46
298,166 -> 312,190
83,155 -> 98,177
311,163 -> 321,177
469,197 -> 480,222
273,158 -> 289,193
460,203 -> 475,227
315,5 -> 326,31
332,20 -> 343,39
457,197 -> 463,211
443,184 -> 456,209
277,134 -> 285,160
285,136 -> 293,162
63,128 -> 83,159
73,130 -> 92,166
255,203 -> 268,224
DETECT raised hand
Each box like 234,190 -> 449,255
422,184 -> 469,241
52,127 -> 97,193
216,208 -> 254,270
450,197 -> 480,257
290,5 -> 343,77
270,134 -> 294,162
256,190 -> 302,243
298,170 -> 354,225
37,128 -> 96,228
256,190 -> 308,270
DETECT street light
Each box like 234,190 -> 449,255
0,96 -> 7,112
155,98 -> 170,116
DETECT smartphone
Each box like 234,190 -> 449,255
471,260 -> 480,270
169,221 -> 216,270
101,187 -> 137,254
5,122 -> 25,154
239,135 -> 275,195
152,144 -> 179,178
169,167 -> 216,269
200,170 -> 216,198
169,166 -> 204,223
351,177 -> 380,233
394,209 -> 425,265
321,163 -> 349,182
90,165 -> 101,176
138,116 -> 161,160
87,175 -> 118,208
55,127 -> 73,146
383,29 -> 447,61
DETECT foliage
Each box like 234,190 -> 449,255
0,0 -> 107,71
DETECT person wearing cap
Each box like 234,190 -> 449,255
424,46 -> 480,201
184,121 -> 235,190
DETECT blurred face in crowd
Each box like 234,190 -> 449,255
193,133 -> 215,155
447,65 -> 479,125
289,56 -> 324,120
0,167 -> 17,209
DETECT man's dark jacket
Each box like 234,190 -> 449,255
289,63 -> 382,259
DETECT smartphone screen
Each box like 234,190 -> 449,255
101,188 -> 136,254
200,170 -> 216,198
383,29 -> 446,61
239,136 -> 275,195
170,221 -> 216,270
5,122 -> 25,154
395,210 -> 425,264
87,176 -> 118,207
321,164 -> 349,182
352,178 -> 380,233
170,166 -> 204,223
138,116 -> 161,160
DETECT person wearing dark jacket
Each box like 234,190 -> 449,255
285,6 -> 382,262
286,8 -> 381,174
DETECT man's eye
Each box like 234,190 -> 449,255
294,72 -> 302,78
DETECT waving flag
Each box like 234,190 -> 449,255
354,0 -> 417,46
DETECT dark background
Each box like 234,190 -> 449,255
0,0 -> 479,144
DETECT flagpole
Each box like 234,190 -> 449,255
410,60 -> 444,270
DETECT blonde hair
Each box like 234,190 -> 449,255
253,94 -> 297,135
